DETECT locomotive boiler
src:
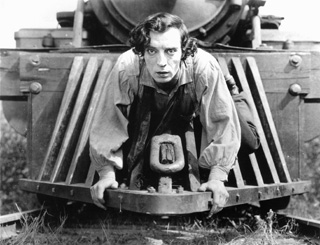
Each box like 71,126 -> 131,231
1,0 -> 319,215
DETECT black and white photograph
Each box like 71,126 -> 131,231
1,0 -> 319,244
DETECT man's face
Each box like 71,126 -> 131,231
144,27 -> 182,83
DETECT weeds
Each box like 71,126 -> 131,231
1,205 -> 68,245
0,112 -> 39,215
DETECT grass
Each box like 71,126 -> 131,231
0,109 -> 39,215
1,204 -> 316,245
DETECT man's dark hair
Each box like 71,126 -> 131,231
129,12 -> 197,61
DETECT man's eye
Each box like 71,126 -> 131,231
167,49 -> 176,55
147,49 -> 156,55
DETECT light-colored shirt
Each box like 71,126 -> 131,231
89,48 -> 241,182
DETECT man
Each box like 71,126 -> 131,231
89,12 -> 241,215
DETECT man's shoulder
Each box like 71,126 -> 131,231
191,48 -> 220,70
117,49 -> 140,73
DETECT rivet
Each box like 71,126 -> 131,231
30,55 -> 41,66
119,183 -> 127,189
147,186 -> 156,193
29,82 -> 42,94
177,186 -> 184,194
288,83 -> 301,96
236,194 -> 240,202
1,51 -> 8,56
289,54 -> 302,67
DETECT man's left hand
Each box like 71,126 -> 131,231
198,179 -> 229,217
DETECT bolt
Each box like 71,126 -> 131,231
36,185 -> 40,191
29,82 -> 42,94
30,55 -> 41,66
118,195 -> 123,213
236,194 -> 240,202
230,0 -> 241,10
52,187 -> 55,193
276,187 -> 280,196
292,188 -> 295,193
70,189 -> 74,196
288,83 -> 301,96
199,27 -> 207,37
258,191 -> 262,199
177,186 -> 184,194
289,54 -> 302,67
1,51 -> 8,56
147,186 -> 156,193
282,39 -> 294,50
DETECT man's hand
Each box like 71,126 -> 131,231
90,178 -> 118,210
198,179 -> 229,217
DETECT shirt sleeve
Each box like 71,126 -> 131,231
89,50 -> 137,177
233,92 -> 260,154
195,51 -> 241,182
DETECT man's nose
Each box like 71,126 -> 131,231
157,52 -> 167,67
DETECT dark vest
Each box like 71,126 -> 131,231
121,65 -> 199,189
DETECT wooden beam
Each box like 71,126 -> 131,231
50,57 -> 99,182
233,160 -> 245,188
231,57 -> 279,184
66,59 -> 114,184
245,57 -> 292,183
38,57 -> 84,181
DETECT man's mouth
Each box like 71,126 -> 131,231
156,71 -> 169,77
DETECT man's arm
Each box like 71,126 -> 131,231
225,74 -> 260,154
89,51 -> 136,209
195,51 -> 241,215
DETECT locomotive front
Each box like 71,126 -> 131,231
1,0 -> 319,215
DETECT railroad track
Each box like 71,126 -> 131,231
0,207 -> 47,240
1,205 -> 320,243
277,212 -> 320,238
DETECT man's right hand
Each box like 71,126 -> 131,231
90,178 -> 118,210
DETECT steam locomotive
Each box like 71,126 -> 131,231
1,0 -> 319,215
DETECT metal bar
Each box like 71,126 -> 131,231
50,57 -> 99,182
19,179 -> 311,215
0,208 -> 45,225
277,212 -> 320,236
246,57 -> 292,183
217,57 -> 230,76
85,162 -> 96,187
185,128 -> 201,191
233,160 -> 245,188
72,0 -> 84,47
66,59 -> 114,184
38,57 -> 84,181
